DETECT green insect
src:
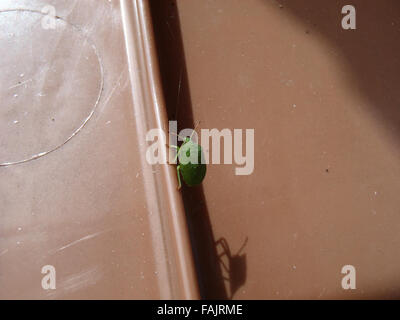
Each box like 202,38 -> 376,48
169,127 -> 206,190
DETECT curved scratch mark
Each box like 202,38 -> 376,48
0,9 -> 105,167
49,231 -> 106,254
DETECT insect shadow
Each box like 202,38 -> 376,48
149,0 -> 228,299
216,237 -> 248,299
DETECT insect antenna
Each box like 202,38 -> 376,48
169,132 -> 186,140
236,237 -> 249,256
189,120 -> 201,140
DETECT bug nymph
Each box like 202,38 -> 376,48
169,127 -> 207,190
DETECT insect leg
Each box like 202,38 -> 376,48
218,257 -> 230,274
176,164 -> 182,190
166,144 -> 179,164
173,147 -> 180,164
216,238 -> 231,257
166,143 -> 178,149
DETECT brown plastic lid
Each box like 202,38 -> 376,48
0,0 -> 198,299
3,0 -> 400,300
156,0 -> 400,299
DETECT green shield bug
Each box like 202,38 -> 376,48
169,125 -> 206,190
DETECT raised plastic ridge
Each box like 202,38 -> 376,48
120,0 -> 200,299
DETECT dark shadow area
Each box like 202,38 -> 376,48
149,0 -> 400,300
272,0 -> 400,144
216,237 -> 248,299
149,0 -> 228,299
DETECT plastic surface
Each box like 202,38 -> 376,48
0,0 -> 198,299
152,0 -> 400,299
3,0 -> 400,300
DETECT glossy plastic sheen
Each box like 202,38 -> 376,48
0,0 -> 198,299
152,0 -> 400,299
